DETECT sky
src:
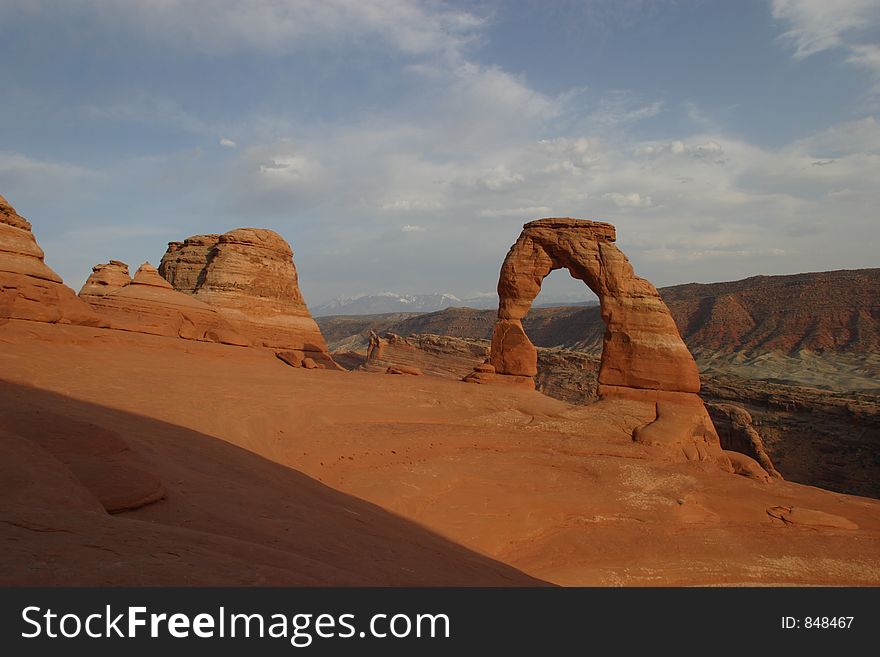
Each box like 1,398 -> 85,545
1,0 -> 879,306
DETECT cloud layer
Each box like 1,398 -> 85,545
1,0 -> 878,304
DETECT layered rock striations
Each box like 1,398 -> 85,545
81,262 -> 246,345
482,218 -> 729,467
160,228 -> 337,367
0,194 -> 101,326
159,234 -> 219,293
78,260 -> 131,297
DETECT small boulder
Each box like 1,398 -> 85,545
276,351 -> 304,368
386,365 -> 422,376
725,450 -> 772,483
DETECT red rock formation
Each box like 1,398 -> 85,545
485,218 -> 727,466
82,262 -> 247,345
0,194 -> 102,326
160,228 -> 338,368
386,364 -> 422,376
159,235 -> 219,292
78,260 -> 131,297
707,402 -> 782,479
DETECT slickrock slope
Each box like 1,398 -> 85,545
0,195 -> 101,326
2,321 -> 879,586
348,332 -> 880,498
81,262 -> 247,345
160,229 -> 337,368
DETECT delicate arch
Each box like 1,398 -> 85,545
489,218 -> 700,394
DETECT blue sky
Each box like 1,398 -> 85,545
1,0 -> 878,305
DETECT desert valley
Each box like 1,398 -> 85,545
2,192 -> 878,587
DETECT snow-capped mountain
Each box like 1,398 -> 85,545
312,291 -> 597,316
313,292 -> 482,316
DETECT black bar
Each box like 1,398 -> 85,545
1,587 -> 876,654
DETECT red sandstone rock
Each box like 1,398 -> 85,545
302,357 -> 319,369
490,218 -> 722,464
132,262 -> 173,288
0,194 -> 102,326
767,506 -> 858,530
386,365 -> 422,376
0,405 -> 165,514
365,330 -> 386,362
708,403 -> 782,479
79,260 -> 131,297
724,451 -> 772,483
492,218 -> 699,392
158,235 -> 220,293
277,350 -> 304,368
463,370 -> 495,384
490,319 -> 537,377
160,228 -> 338,368
82,261 -> 246,344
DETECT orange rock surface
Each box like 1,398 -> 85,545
78,260 -> 132,297
1,320 -> 878,586
80,262 -> 248,345
0,195 -> 101,326
160,229 -> 337,368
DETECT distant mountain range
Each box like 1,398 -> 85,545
317,268 -> 880,357
312,291 -> 597,316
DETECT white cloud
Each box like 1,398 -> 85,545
381,199 -> 442,212
602,192 -> 654,209
258,156 -> 314,180
0,152 -> 98,207
4,1 -> 877,301
0,152 -> 94,180
9,0 -> 485,57
590,94 -> 664,128
473,165 -> 525,191
479,206 -> 553,218
772,0 -> 880,82
245,139 -> 321,186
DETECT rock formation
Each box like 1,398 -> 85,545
483,218 -> 728,466
386,364 -> 422,376
78,260 -> 131,297
160,229 -> 337,368
366,329 -> 386,362
0,194 -> 102,326
81,262 -> 247,345
707,402 -> 782,479
724,451 -> 772,483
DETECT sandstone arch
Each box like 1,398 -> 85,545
488,218 -> 730,467
491,218 -> 699,392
